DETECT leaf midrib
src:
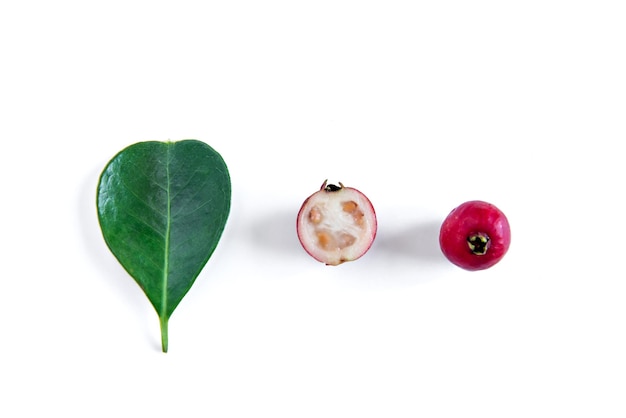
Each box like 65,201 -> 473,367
161,144 -> 172,319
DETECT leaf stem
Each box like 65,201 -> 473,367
160,315 -> 169,353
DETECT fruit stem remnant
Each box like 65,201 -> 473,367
467,232 -> 490,255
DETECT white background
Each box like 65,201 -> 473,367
1,1 -> 625,417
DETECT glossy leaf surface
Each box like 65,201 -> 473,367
97,140 -> 231,352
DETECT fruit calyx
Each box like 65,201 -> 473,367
467,232 -> 490,255
321,180 -> 344,192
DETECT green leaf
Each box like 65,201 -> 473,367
96,140 -> 231,352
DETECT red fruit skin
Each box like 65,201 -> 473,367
439,200 -> 511,271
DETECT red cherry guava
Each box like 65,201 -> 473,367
439,200 -> 511,271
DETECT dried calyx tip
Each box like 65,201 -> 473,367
467,232 -> 490,255
323,181 -> 344,192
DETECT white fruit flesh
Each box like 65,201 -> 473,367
297,186 -> 377,265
